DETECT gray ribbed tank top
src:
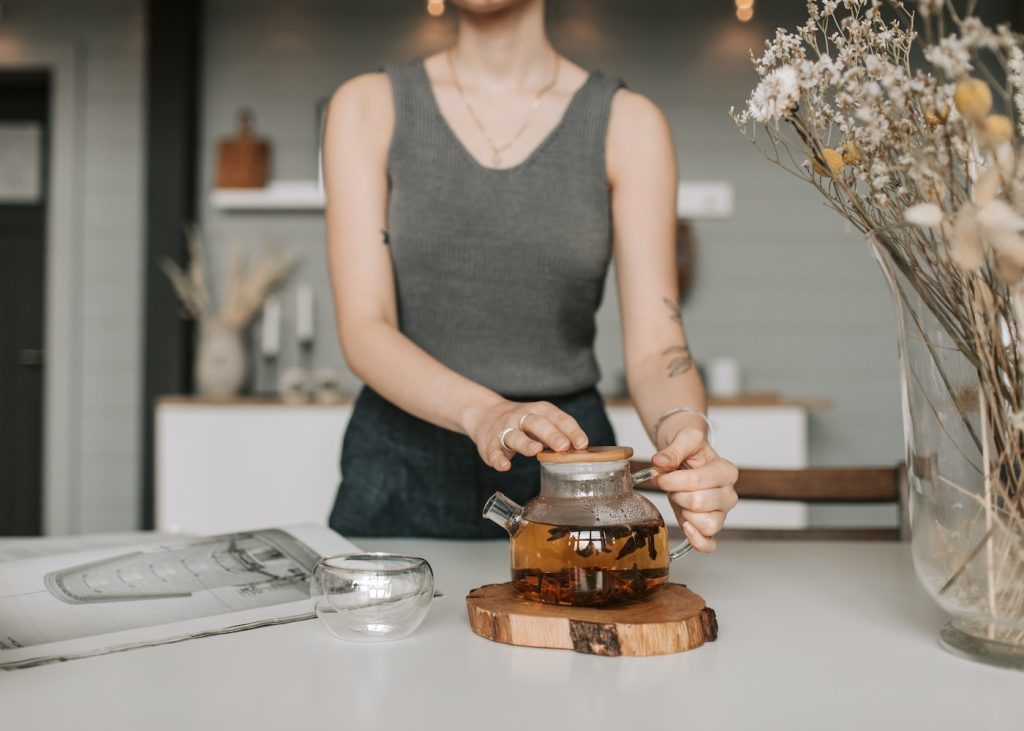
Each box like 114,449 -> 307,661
384,59 -> 624,399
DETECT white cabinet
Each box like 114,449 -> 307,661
156,398 -> 812,535
156,400 -> 350,534
606,404 -> 809,530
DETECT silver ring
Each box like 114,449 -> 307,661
518,412 -> 534,432
499,427 -> 516,452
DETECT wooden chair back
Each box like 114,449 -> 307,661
631,461 -> 908,541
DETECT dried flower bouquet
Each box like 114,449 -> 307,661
162,226 -> 296,329
162,226 -> 296,397
733,0 -> 1024,661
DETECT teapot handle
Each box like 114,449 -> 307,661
630,467 -> 694,561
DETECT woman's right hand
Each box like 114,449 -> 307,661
464,400 -> 591,472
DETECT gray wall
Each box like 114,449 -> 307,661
1,0 -> 146,532
201,0 -> 904,468
0,0 -> 911,537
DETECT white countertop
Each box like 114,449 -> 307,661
1,538 -> 1018,730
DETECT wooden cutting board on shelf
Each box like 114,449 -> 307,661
466,582 -> 717,657
216,109 -> 269,189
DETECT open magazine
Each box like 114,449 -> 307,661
0,525 -> 358,670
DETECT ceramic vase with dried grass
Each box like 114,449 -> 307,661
164,226 -> 295,399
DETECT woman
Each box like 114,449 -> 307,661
323,0 -> 738,546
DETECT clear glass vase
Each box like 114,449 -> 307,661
875,242 -> 1024,670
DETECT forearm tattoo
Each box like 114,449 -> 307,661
662,297 -> 694,378
662,296 -> 683,326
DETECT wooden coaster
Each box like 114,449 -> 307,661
465,582 -> 717,656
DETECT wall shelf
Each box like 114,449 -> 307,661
211,179 -> 735,218
210,180 -> 323,211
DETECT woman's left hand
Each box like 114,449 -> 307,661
651,427 -> 739,553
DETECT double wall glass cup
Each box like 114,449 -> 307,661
309,553 -> 434,642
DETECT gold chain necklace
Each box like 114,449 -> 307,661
446,48 -> 561,167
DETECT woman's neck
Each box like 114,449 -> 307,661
452,0 -> 554,90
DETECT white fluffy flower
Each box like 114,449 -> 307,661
1007,47 -> 1024,132
924,36 -> 973,77
870,160 -> 890,190
1009,46 -> 1024,80
748,66 -> 801,122
904,203 -> 945,227
960,18 -> 997,49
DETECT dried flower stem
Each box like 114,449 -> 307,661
162,226 -> 296,330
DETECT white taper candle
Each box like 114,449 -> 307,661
261,295 -> 281,357
296,285 -> 315,345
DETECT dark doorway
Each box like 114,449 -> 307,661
0,70 -> 50,535
142,0 -> 201,528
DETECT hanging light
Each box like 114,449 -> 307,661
426,0 -> 445,17
735,0 -> 754,22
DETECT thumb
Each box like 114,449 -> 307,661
652,427 -> 704,470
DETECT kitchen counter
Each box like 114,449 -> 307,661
2,539 -> 1017,730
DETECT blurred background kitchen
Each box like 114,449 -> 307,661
6,0 -> 1014,539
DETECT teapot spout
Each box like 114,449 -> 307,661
482,492 -> 524,535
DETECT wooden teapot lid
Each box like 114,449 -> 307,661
536,446 -> 634,464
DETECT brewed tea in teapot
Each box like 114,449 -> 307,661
484,446 -> 692,607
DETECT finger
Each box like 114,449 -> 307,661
683,520 -> 717,553
652,428 -> 706,470
502,429 -> 544,457
521,413 -> 573,451
680,509 -> 726,538
658,460 -> 738,493
672,444 -> 719,469
486,446 -> 512,472
669,484 -> 739,513
545,410 -> 589,449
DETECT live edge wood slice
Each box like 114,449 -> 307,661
466,582 -> 717,657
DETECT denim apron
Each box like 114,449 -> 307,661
328,387 -> 616,538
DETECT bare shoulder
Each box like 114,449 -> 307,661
330,71 -> 391,111
608,89 -> 672,145
326,72 -> 393,147
606,89 -> 675,180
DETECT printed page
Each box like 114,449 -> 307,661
0,532 -> 175,562
0,525 -> 359,669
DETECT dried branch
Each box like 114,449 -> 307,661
162,225 -> 296,328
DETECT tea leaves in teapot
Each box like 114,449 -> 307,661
512,519 -> 670,605
549,524 -> 664,561
615,525 -> 661,561
546,527 -> 570,542
615,535 -> 638,560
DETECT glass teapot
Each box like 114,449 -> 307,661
483,446 -> 692,607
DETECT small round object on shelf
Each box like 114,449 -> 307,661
312,368 -> 345,404
278,366 -> 310,404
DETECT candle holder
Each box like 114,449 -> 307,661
259,294 -> 283,397
261,354 -> 279,397
299,339 -> 315,381
279,366 -> 312,404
